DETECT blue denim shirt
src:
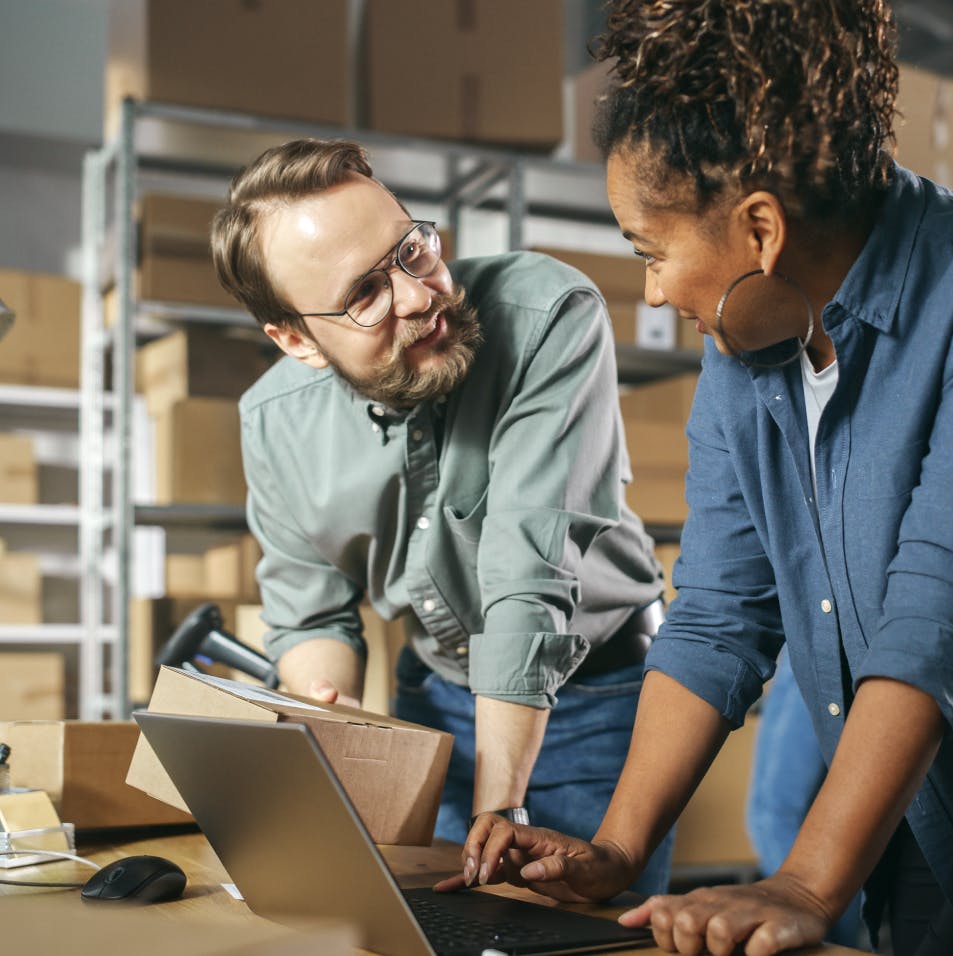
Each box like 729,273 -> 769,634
240,251 -> 663,709
647,165 -> 953,902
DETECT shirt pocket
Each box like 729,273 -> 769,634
443,487 -> 489,544
853,438 -> 926,500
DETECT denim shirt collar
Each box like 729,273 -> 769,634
829,163 -> 926,336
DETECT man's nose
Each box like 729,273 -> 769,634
643,269 -> 667,307
390,268 -> 433,318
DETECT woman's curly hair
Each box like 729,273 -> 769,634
592,0 -> 899,220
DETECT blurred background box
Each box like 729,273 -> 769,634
204,533 -> 261,602
0,719 -> 192,828
0,433 -> 38,504
0,552 -> 42,625
671,716 -> 759,873
0,268 -> 80,389
135,194 -> 238,311
896,63 -> 952,188
136,324 -> 276,417
0,652 -> 64,720
655,542 -> 680,607
568,57 -> 614,165
105,0 -> 351,135
153,397 -> 246,506
366,0 -> 563,148
619,373 -> 699,425
532,245 -> 643,343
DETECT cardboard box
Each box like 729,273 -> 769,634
127,667 -> 453,846
619,374 -> 699,426
0,268 -> 81,389
204,533 -> 261,602
533,245 -> 644,343
655,543 -> 680,607
0,553 -> 43,625
569,58 -> 614,165
620,407 -> 689,526
0,653 -> 64,720
164,553 -> 208,598
0,720 -> 193,829
896,63 -> 952,188
366,0 -> 564,148
672,716 -> 759,868
153,397 -> 246,505
105,0 -> 350,133
0,433 -> 37,504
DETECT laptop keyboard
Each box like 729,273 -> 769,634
407,892 -> 563,955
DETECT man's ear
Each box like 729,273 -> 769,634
735,191 -> 787,275
263,322 -> 330,368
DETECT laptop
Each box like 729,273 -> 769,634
134,711 -> 653,956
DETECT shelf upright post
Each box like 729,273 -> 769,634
111,97 -> 139,719
80,143 -> 112,720
507,157 -> 527,251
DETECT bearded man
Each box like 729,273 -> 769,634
210,138 -> 672,895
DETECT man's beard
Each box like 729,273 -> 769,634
326,284 -> 483,409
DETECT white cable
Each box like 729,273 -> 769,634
0,848 -> 101,887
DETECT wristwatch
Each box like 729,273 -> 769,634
467,807 -> 530,830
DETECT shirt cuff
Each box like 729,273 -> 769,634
467,631 -> 590,708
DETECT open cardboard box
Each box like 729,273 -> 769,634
127,667 -> 453,846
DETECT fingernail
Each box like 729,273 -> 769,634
478,862 -> 489,885
522,862 -> 543,881
463,858 -> 476,886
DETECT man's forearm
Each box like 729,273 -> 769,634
780,676 -> 945,917
277,636 -> 365,703
473,696 -> 550,815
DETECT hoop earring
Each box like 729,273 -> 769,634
714,269 -> 815,370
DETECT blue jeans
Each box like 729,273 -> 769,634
746,650 -> 863,948
395,646 -> 674,897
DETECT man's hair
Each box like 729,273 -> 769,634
592,0 -> 899,221
211,138 -> 374,331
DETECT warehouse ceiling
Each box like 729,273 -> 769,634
893,0 -> 953,76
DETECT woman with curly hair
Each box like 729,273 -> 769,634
446,1 -> 953,953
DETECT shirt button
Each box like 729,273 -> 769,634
828,702 -> 841,717
411,429 -> 424,441
455,645 -> 468,656
422,598 -> 436,613
820,599 -> 833,613
371,405 -> 385,416
371,423 -> 381,434
417,516 -> 430,530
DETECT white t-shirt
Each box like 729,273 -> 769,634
800,348 -> 839,495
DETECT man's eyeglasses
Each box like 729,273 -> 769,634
298,220 -> 442,329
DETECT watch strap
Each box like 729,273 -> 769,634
467,806 -> 530,830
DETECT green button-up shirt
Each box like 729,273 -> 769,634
239,251 -> 663,708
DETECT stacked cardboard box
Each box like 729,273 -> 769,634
366,0 -> 564,148
896,63 -> 952,188
0,551 -> 42,625
0,433 -> 37,504
620,373 -> 698,526
105,0 -> 350,135
0,269 -> 81,389
137,326 -> 275,506
0,653 -> 64,720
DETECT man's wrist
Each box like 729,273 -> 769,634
468,807 -> 530,830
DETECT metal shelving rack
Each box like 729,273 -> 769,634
80,97 -> 699,720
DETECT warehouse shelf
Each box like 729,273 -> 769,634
0,624 -> 116,646
81,97 -> 697,719
0,504 -> 82,526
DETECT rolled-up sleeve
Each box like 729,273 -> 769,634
468,290 -> 634,708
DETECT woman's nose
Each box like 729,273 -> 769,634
643,269 -> 667,307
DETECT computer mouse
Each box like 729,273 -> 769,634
81,854 -> 187,903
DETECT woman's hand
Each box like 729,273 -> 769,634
622,872 -> 834,955
434,815 -> 640,903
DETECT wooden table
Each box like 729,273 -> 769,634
1,826 -> 870,955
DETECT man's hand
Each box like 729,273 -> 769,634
434,815 -> 639,903
621,873 -> 833,956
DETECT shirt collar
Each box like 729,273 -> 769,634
830,163 -> 927,334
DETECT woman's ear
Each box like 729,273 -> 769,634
736,191 -> 787,275
263,322 -> 329,368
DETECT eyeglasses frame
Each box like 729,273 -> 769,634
296,220 -> 441,329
